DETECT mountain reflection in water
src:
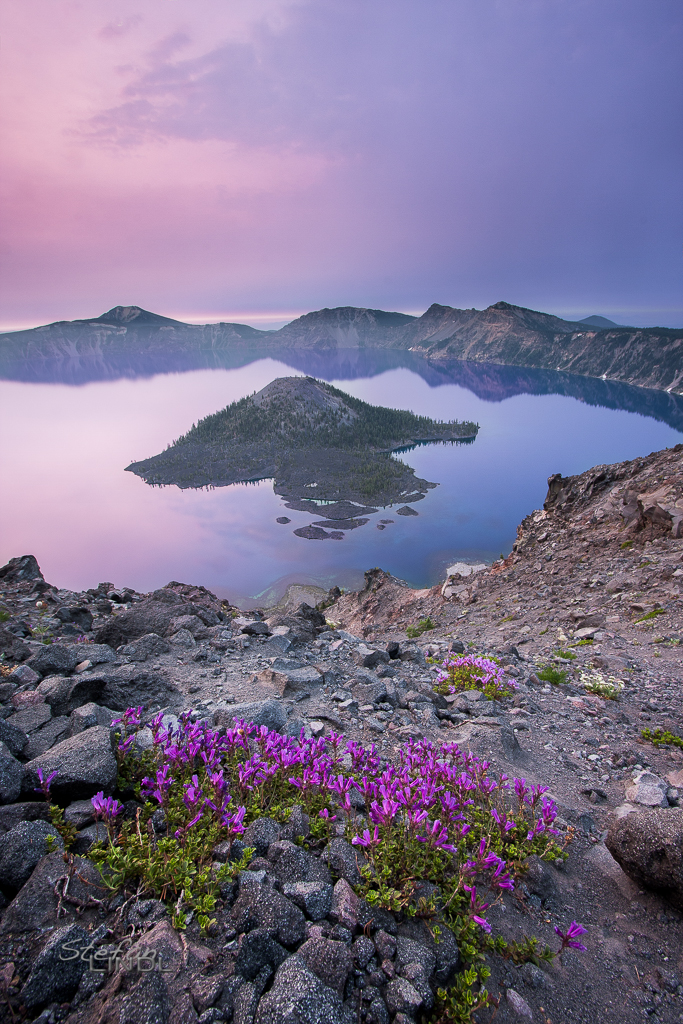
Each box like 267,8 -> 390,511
3,345 -> 683,434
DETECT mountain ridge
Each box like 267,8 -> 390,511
1,300 -> 681,395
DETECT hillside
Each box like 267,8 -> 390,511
1,300 -> 681,394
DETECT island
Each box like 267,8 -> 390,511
125,376 -> 479,538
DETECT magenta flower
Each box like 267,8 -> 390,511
34,767 -> 58,800
555,921 -> 587,952
352,827 -> 381,848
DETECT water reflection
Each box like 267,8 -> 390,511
3,343 -> 683,434
0,353 -> 682,606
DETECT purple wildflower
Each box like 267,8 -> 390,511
555,921 -> 587,952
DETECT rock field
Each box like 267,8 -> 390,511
1,444 -> 683,1024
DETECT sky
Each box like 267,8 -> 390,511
1,0 -> 681,332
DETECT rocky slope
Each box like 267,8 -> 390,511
2,301 -> 681,395
1,445 -> 683,1022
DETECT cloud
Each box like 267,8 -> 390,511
99,16 -> 143,41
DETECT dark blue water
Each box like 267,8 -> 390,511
1,350 -> 681,607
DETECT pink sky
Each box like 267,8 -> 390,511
1,0 -> 681,330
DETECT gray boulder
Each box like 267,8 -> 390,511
268,840 -> 332,886
606,807 -> 683,908
38,674 -> 107,716
21,923 -> 89,1009
55,606 -> 93,631
24,717 -> 70,759
0,820 -> 64,891
296,937 -> 353,995
0,851 -> 107,933
385,977 -> 424,1016
66,702 -> 116,737
0,751 -> 24,804
23,724 -> 117,800
0,554 -> 44,583
243,817 -> 282,857
323,838 -> 366,885
6,701 -> 52,735
26,645 -> 82,678
0,800 -> 50,833
395,935 -> 436,978
255,955 -> 353,1024
118,633 -> 172,661
93,591 -> 198,648
9,664 -> 40,686
214,699 -> 288,734
282,881 -> 333,920
235,927 -> 288,981
71,642 -> 117,666
169,614 -> 208,637
169,628 -> 196,648
0,718 -> 29,757
231,880 -> 306,947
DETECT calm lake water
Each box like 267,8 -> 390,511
2,350 -> 682,607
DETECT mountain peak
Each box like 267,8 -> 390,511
94,306 -> 185,326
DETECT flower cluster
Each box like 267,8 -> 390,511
580,671 -> 623,700
99,707 -> 572,949
433,654 -> 517,700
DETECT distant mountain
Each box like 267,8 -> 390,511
579,315 -> 624,328
1,301 -> 681,395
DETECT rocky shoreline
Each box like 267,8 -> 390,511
1,443 -> 683,1024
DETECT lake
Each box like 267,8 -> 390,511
1,349 -> 682,608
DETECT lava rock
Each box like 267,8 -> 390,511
323,838 -> 366,885
0,820 -> 64,891
231,880 -> 307,947
297,937 -> 353,995
23,725 -> 118,800
254,955 -> 353,1024
118,633 -> 172,661
66,701 -> 116,737
21,923 -> 89,1010
214,699 -> 288,735
236,928 -> 288,980
0,800 -> 50,833
0,751 -> 24,804
26,645 -> 82,678
0,718 -> 29,757
243,817 -> 282,857
282,881 -> 334,920
606,807 -> 683,908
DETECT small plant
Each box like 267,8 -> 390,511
537,666 -> 568,686
634,608 -> 665,624
553,649 -> 576,660
433,654 -> 516,701
620,540 -> 633,549
34,769 -> 77,850
498,614 -> 515,624
570,638 -> 593,647
581,671 -> 623,700
0,609 -> 10,623
641,727 -> 683,750
406,616 -> 436,638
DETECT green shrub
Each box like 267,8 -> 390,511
406,616 -> 436,638
641,727 -> 683,750
537,666 -> 568,686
